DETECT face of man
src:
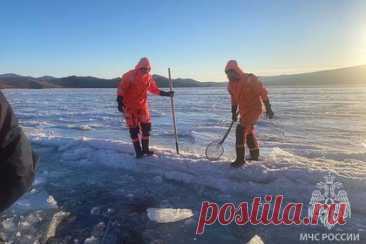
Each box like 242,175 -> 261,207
226,69 -> 240,81
138,67 -> 150,75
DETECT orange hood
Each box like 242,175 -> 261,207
135,57 -> 151,70
225,60 -> 245,77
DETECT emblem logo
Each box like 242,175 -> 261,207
308,173 -> 351,229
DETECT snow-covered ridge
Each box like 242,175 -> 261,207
30,134 -> 366,213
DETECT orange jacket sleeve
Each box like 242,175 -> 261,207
250,74 -> 268,102
227,84 -> 237,106
117,75 -> 130,97
258,80 -> 269,101
148,76 -> 161,95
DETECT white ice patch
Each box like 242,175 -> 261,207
46,211 -> 70,240
66,124 -> 94,131
247,235 -> 264,244
362,142 -> 366,149
84,235 -> 98,244
146,208 -> 194,223
47,196 -> 58,208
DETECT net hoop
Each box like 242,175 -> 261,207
205,140 -> 224,161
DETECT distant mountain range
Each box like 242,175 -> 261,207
0,73 -> 220,89
1,65 -> 365,89
261,64 -> 366,86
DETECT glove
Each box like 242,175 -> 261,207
159,90 -> 174,97
264,100 -> 274,119
231,105 -> 238,122
117,96 -> 125,113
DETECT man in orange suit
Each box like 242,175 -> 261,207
226,60 -> 274,167
117,57 -> 174,158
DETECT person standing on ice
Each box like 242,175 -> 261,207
226,60 -> 274,168
0,91 -> 38,212
116,57 -> 174,158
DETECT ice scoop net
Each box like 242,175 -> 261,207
205,120 -> 235,161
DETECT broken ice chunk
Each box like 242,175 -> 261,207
47,196 -> 58,208
46,211 -> 70,240
146,208 -> 193,223
247,235 -> 264,244
90,206 -> 101,215
84,235 -> 98,244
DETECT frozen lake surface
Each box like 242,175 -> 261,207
1,86 -> 366,243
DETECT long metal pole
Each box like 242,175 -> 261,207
168,68 -> 179,154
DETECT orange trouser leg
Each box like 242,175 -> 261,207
246,126 -> 259,160
124,111 -> 143,157
234,124 -> 245,162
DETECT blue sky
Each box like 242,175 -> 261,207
1,0 -> 365,81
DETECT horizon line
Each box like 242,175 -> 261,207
1,64 -> 365,83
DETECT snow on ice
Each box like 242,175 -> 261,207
1,87 -> 365,243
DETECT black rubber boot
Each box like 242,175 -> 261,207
231,145 -> 245,168
231,124 -> 246,168
141,123 -> 153,156
247,148 -> 259,161
142,138 -> 154,156
133,141 -> 143,159
246,132 -> 259,160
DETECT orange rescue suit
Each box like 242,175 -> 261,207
117,58 -> 160,128
226,61 -> 269,131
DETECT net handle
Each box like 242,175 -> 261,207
219,119 -> 235,144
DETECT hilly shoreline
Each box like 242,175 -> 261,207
1,65 -> 365,89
